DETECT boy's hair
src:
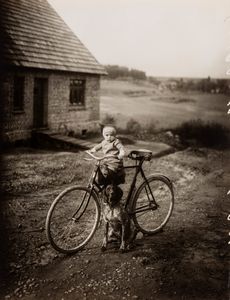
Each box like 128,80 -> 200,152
102,125 -> 116,136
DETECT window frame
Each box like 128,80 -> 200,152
69,78 -> 86,107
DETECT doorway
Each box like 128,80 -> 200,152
33,78 -> 48,128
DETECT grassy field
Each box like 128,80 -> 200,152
100,79 -> 229,131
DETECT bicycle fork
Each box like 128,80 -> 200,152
71,163 -> 100,222
71,187 -> 95,222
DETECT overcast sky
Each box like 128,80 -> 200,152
48,0 -> 230,78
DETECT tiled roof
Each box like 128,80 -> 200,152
0,0 -> 106,75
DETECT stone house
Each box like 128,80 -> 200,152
0,0 -> 106,143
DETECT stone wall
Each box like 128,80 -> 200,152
0,72 -> 34,142
0,70 -> 101,142
48,73 -> 100,135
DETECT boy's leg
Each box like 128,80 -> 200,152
100,164 -> 109,178
107,168 -> 126,185
97,164 -> 108,185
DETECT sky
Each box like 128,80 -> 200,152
48,0 -> 230,78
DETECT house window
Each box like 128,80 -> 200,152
13,76 -> 25,111
69,79 -> 85,106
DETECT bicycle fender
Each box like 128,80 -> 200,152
147,173 -> 173,188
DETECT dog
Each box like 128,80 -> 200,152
101,184 -> 137,252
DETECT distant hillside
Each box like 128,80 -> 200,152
104,65 -> 146,80
104,65 -> 230,94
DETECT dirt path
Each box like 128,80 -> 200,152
0,147 -> 229,300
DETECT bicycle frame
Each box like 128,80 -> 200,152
78,155 -> 157,221
87,160 -> 105,192
123,157 -> 157,211
46,149 -> 174,254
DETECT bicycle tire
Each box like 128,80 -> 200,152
46,186 -> 100,254
132,175 -> 174,234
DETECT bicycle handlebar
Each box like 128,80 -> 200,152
85,150 -> 117,161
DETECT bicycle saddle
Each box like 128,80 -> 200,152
128,149 -> 152,161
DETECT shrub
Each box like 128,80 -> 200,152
173,119 -> 229,148
101,114 -> 116,125
144,120 -> 157,134
122,118 -> 157,139
126,118 -> 142,135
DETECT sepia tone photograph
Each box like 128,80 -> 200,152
0,0 -> 229,299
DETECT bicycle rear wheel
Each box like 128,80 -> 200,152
46,186 -> 100,254
132,175 -> 174,234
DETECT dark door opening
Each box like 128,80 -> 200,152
33,78 -> 48,128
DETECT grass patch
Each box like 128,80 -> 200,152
173,119 -> 229,149
123,90 -> 147,97
175,98 -> 196,103
1,149 -> 88,194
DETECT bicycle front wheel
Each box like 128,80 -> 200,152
46,186 -> 100,254
132,175 -> 174,234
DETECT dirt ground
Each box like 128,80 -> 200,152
0,145 -> 229,300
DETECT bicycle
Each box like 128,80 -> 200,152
45,149 -> 174,254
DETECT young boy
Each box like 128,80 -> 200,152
89,125 -> 125,185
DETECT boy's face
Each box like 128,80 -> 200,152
103,131 -> 115,142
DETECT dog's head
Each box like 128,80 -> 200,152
104,184 -> 123,207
